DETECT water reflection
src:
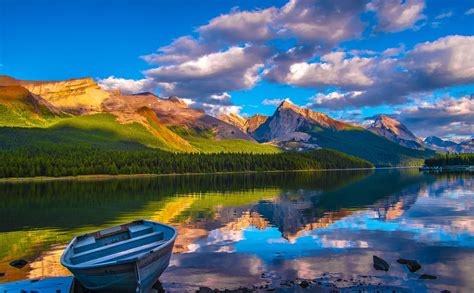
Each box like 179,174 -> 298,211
0,170 -> 473,292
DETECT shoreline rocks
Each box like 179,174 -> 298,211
397,258 -> 422,273
9,259 -> 28,269
373,255 -> 390,271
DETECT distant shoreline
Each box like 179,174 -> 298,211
0,166 -> 420,183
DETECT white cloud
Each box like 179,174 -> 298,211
465,8 -> 474,15
404,35 -> 474,85
262,98 -> 290,106
368,0 -> 426,32
142,36 -> 215,65
382,44 -> 405,56
269,52 -> 374,88
98,76 -> 155,94
397,95 -> 474,137
272,35 -> 474,109
309,91 -> 363,108
277,0 -> 367,45
198,8 -> 278,44
145,45 -> 271,99
435,11 -> 453,20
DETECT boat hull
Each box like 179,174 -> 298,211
68,239 -> 174,292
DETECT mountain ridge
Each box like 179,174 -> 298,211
366,114 -> 424,150
253,100 -> 436,166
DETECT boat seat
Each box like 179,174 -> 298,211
74,237 -> 97,254
70,231 -> 164,265
128,224 -> 153,238
78,240 -> 166,266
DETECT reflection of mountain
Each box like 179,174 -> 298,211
254,169 -> 434,239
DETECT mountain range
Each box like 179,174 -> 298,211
0,75 -> 470,166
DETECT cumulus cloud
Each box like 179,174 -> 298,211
266,51 -> 375,89
198,8 -> 278,45
98,76 -> 156,94
403,35 -> 474,86
145,45 -> 272,99
284,35 -> 474,109
308,91 -> 367,109
142,36 -> 215,65
396,95 -> 474,138
190,92 -> 243,116
368,0 -> 426,32
277,0 -> 367,45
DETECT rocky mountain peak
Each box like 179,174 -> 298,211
369,114 -> 417,141
167,96 -> 188,107
366,114 -> 422,149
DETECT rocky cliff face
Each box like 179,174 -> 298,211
366,115 -> 423,149
217,113 -> 268,135
103,92 -> 255,141
253,100 -> 348,143
244,114 -> 268,134
217,113 -> 247,132
0,76 -> 110,113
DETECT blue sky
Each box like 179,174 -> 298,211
1,0 -> 473,139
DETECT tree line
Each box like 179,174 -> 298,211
424,153 -> 474,167
0,147 -> 373,178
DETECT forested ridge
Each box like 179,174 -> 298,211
0,147 -> 373,178
425,153 -> 474,167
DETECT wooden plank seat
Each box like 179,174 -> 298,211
74,237 -> 97,254
128,224 -> 153,238
73,225 -> 154,254
78,240 -> 167,266
71,231 -> 164,265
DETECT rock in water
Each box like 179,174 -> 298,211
373,255 -> 390,271
419,274 -> 437,280
397,258 -> 421,272
299,280 -> 310,288
9,259 -> 28,269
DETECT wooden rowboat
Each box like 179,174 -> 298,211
61,219 -> 176,292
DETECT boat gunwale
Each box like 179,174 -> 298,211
60,219 -> 177,270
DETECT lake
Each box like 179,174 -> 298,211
0,169 -> 473,292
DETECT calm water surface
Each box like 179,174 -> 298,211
0,169 -> 473,292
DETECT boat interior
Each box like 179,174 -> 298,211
66,221 -> 168,266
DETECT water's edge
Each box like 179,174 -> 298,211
0,166 -> 420,183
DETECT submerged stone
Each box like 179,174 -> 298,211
9,259 -> 28,269
419,274 -> 437,280
299,280 -> 310,288
373,255 -> 390,271
397,258 -> 421,272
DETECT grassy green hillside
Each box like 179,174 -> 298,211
0,113 -> 280,154
306,126 -> 436,166
172,126 -> 280,154
51,113 -> 182,151
0,86 -> 63,127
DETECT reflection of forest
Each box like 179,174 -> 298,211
0,169 -> 440,283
